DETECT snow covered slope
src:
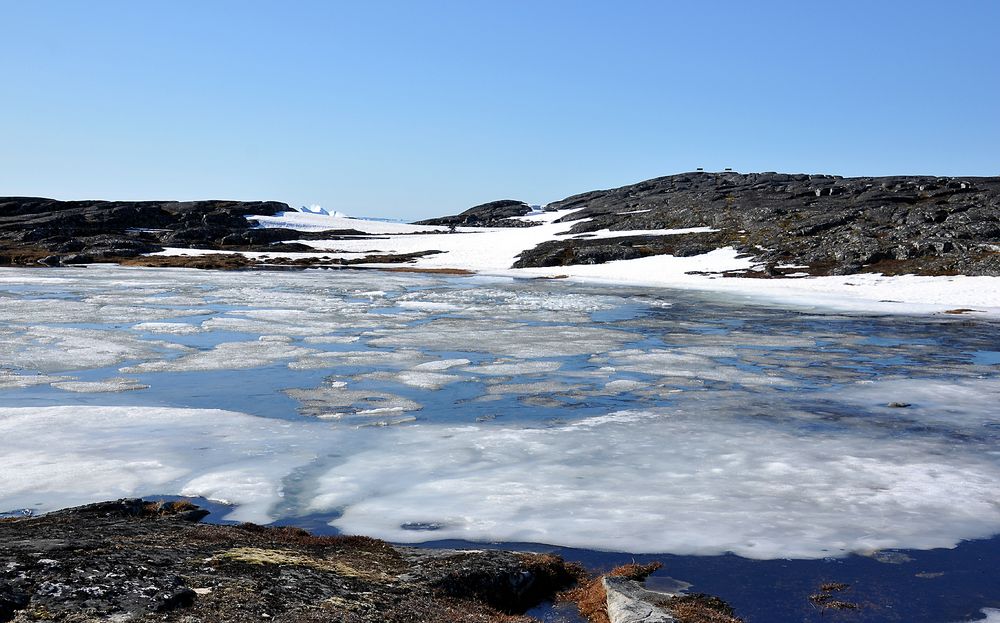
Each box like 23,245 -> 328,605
149,207 -> 1000,317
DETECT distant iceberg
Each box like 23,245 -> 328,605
296,204 -> 348,218
297,204 -> 327,215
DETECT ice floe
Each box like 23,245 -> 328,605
0,370 -> 70,390
133,322 -> 203,335
285,381 -> 423,420
121,340 -> 314,373
464,360 -> 563,375
51,377 -> 149,393
288,349 -> 428,370
0,326 -> 184,373
366,318 -> 637,358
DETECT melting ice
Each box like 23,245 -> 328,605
1,265 -> 999,560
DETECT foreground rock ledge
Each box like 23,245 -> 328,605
0,499 -> 580,622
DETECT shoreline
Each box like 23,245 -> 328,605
4,497 -> 999,623
27,256 -> 1000,319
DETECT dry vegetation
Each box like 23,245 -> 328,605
559,562 -> 663,623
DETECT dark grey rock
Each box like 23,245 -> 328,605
0,198 -> 291,265
505,172 -> 1000,276
415,199 -> 537,228
603,576 -> 677,623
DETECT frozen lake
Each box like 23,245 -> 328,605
1,265 -> 998,621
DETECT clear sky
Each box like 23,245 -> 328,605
2,1 -> 998,219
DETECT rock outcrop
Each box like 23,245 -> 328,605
0,198 -> 297,266
0,499 -> 580,622
603,576 -> 678,623
504,172 -> 1000,276
415,200 -> 537,228
7,171 -> 1000,277
0,198 -> 444,269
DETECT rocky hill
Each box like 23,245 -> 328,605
0,198 -> 433,268
0,198 -> 299,266
4,172 -> 1000,276
508,172 -> 1000,276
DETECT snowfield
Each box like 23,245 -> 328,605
151,207 -> 1000,316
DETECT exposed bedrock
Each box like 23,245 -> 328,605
414,199 -> 538,228
0,198 -> 298,266
505,172 -> 1000,276
0,499 -> 581,622
6,171 -> 1000,276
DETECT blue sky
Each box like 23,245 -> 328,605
2,1 -> 998,219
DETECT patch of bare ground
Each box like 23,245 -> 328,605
118,249 -> 448,271
120,254 -> 260,270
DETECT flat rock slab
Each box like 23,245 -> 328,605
603,575 -> 678,623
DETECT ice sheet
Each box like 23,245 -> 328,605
0,406 -> 320,523
5,405 -> 998,559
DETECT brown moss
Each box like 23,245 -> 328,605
235,523 -> 392,551
820,600 -> 859,610
661,594 -> 743,623
141,500 -> 200,516
606,562 -> 663,581
0,246 -> 58,266
809,581 -> 859,612
559,577 -> 610,623
120,254 -> 259,270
